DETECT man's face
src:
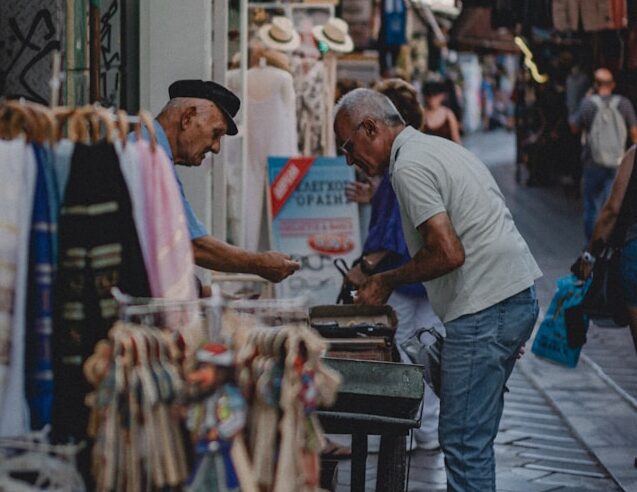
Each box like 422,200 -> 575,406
334,114 -> 390,178
177,102 -> 228,166
593,69 -> 615,93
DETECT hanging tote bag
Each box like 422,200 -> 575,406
581,151 -> 637,327
532,275 -> 591,368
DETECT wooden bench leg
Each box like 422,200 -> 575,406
375,434 -> 406,492
351,433 -> 368,492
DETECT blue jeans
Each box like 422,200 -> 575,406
439,286 -> 539,492
583,165 -> 617,240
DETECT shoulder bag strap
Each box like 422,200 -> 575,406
609,148 -> 637,247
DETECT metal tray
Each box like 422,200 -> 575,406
321,357 -> 423,420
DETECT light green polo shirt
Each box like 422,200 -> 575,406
389,126 -> 542,323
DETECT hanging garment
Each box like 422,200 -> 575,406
291,57 -> 336,157
578,0 -> 610,31
323,54 -> 338,157
629,0 -> 637,26
51,140 -> 74,209
380,0 -> 407,47
628,27 -> 637,70
517,0 -> 554,31
379,0 -> 407,73
608,0 -> 628,29
46,140 -> 75,262
137,140 -> 196,300
492,0 -> 522,29
25,145 -> 56,430
244,66 -> 298,252
52,141 -> 150,446
553,0 -> 611,32
115,141 -> 149,265
0,138 -> 37,437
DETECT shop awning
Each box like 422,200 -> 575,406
449,6 -> 519,54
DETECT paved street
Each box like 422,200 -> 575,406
333,129 -> 637,491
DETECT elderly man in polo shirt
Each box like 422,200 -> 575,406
138,79 -> 299,284
334,88 -> 541,492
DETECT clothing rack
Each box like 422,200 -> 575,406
111,286 -> 309,341
0,99 -> 152,146
112,286 -> 224,342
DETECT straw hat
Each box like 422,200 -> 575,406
258,16 -> 300,52
312,18 -> 354,53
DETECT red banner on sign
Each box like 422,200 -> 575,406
269,157 -> 315,218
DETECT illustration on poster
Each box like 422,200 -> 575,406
308,233 -> 355,255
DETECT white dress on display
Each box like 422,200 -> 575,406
244,64 -> 298,251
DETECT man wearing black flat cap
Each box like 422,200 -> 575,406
138,79 -> 299,283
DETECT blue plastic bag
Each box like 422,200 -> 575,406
531,274 -> 591,368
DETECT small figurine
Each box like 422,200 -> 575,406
186,343 -> 257,492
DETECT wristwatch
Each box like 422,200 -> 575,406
360,256 -> 374,275
581,251 -> 596,265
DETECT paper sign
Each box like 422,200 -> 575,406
268,156 -> 362,305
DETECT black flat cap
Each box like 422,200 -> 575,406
169,79 -> 240,135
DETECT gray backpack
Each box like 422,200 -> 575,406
588,95 -> 627,168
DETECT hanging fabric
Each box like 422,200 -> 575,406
292,58 -> 330,157
52,140 -> 151,445
244,64 -> 298,252
379,0 -> 407,73
552,0 -> 612,32
136,131 -> 197,300
25,144 -> 56,430
0,138 -> 36,437
629,0 -> 637,26
608,0 -> 628,29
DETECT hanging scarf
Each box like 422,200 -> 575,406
25,145 -> 56,429
52,141 -> 150,447
137,140 -> 196,300
0,138 -> 37,437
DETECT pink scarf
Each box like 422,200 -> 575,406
135,141 -> 196,300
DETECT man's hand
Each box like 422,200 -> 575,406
192,236 -> 299,283
345,180 -> 374,204
570,256 -> 594,280
256,251 -> 300,283
354,274 -> 393,305
517,344 -> 526,360
345,264 -> 368,288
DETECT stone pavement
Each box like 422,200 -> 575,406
332,129 -> 636,491
334,364 -> 619,491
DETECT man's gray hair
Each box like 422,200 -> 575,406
334,88 -> 405,127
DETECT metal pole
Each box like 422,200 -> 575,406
212,0 -> 229,240
89,1 -> 101,103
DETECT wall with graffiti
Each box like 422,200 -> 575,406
0,0 -> 124,108
100,0 -> 122,106
0,0 -> 65,104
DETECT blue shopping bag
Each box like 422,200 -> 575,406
531,274 -> 591,368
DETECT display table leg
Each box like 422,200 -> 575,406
376,434 -> 406,492
351,433 -> 368,492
